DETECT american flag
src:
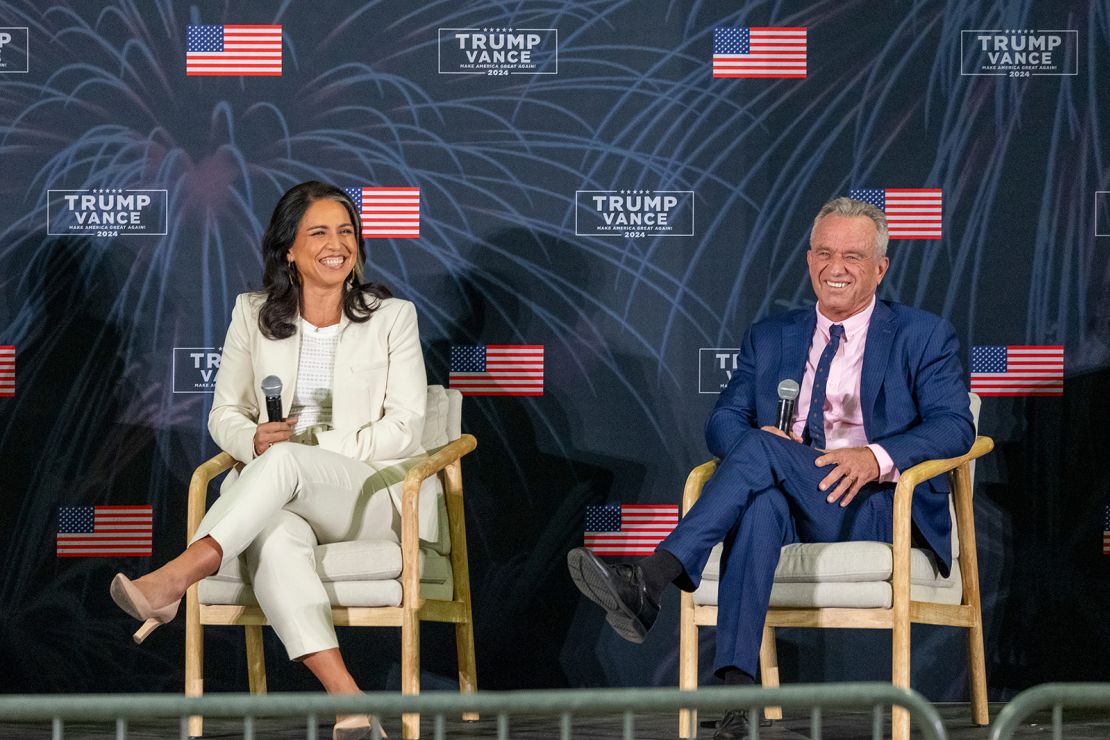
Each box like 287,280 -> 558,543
449,345 -> 543,396
584,504 -> 680,557
712,27 -> 807,78
1104,506 -> 1110,555
970,346 -> 1064,396
57,506 -> 153,557
186,25 -> 282,76
0,346 -> 13,396
849,188 -> 943,239
344,187 -> 420,238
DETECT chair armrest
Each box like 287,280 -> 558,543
682,460 -> 719,515
890,436 -> 994,588
893,436 -> 995,496
399,435 -> 478,605
401,434 -> 478,505
682,435 -> 995,539
186,452 -> 239,542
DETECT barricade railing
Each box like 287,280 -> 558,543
0,683 -> 946,740
989,682 -> 1110,740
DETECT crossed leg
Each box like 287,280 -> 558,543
659,431 -> 894,676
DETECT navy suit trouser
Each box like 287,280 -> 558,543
658,430 -> 894,678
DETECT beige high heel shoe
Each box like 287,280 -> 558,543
333,714 -> 386,740
109,573 -> 181,644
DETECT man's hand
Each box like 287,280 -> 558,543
815,446 -> 879,507
760,426 -> 803,443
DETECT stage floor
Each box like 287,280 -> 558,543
2,703 -> 1109,739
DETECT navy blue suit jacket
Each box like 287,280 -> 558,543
705,300 -> 975,576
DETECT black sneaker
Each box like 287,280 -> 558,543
566,547 -> 660,643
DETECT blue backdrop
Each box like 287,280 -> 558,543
0,0 -> 1108,701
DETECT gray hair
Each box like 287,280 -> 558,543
810,197 -> 889,259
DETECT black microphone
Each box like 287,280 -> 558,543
776,379 -> 800,434
261,375 -> 283,423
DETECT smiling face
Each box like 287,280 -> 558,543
806,213 -> 889,322
286,198 -> 358,295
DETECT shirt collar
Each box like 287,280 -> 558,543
815,296 -> 876,342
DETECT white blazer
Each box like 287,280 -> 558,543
209,292 -> 436,539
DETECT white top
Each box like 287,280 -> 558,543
289,318 -> 338,436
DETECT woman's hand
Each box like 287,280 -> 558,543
253,417 -> 298,457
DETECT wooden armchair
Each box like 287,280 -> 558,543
184,385 -> 478,740
678,395 -> 993,740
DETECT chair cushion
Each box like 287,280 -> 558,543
199,539 -> 454,607
413,384 -> 455,556
314,540 -> 449,583
948,496 -> 959,560
950,392 -> 981,559
692,541 -> 962,609
421,385 -> 450,450
446,388 -> 462,441
199,577 -> 454,609
422,487 -> 452,556
692,576 -> 962,609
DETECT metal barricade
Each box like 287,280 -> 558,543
990,683 -> 1110,740
0,683 -> 946,739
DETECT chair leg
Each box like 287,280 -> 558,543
953,463 -> 989,726
455,619 -> 479,721
891,611 -> 911,740
185,585 -> 203,738
678,592 -> 697,739
444,460 -> 478,721
967,611 -> 989,725
759,624 -> 782,721
245,625 -> 268,695
401,611 -> 420,740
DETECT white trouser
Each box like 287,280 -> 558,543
191,442 -> 399,659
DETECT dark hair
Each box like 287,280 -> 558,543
258,181 -> 392,339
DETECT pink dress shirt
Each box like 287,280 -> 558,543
790,297 -> 900,482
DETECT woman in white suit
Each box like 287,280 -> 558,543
110,180 -> 428,739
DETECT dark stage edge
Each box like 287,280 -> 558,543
1,704 -> 1108,739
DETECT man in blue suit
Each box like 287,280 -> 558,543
568,196 -> 974,739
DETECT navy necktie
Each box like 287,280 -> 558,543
805,324 -> 845,449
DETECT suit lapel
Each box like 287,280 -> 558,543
258,321 -> 301,418
861,300 -> 894,437
781,309 -> 816,384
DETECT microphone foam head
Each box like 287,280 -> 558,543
777,378 -> 800,401
261,375 -> 283,396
